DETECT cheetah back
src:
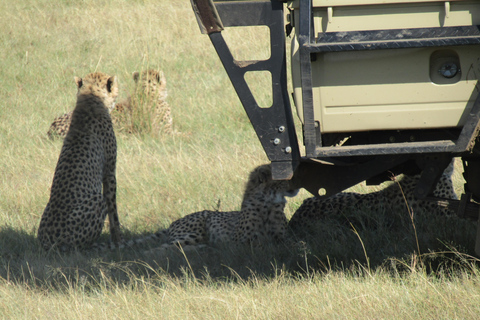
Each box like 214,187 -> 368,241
38,72 -> 121,251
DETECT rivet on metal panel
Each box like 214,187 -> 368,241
285,146 -> 292,154
278,126 -> 285,133
273,138 -> 281,145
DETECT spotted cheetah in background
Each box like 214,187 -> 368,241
111,69 -> 172,134
288,161 -> 457,236
47,111 -> 73,139
38,72 -> 121,251
95,164 -> 298,251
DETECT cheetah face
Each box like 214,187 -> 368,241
243,164 -> 299,204
132,69 -> 167,102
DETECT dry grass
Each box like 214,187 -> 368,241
2,263 -> 480,319
1,0 -> 480,318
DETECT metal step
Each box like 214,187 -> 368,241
308,26 -> 480,53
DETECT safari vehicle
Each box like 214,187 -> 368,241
190,0 -> 480,252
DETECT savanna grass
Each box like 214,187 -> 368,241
1,0 -> 480,318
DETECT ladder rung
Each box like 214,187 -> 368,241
306,26 -> 480,52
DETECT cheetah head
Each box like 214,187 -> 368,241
132,69 -> 167,102
74,72 -> 119,111
243,164 -> 299,205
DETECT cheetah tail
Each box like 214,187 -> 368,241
90,229 -> 168,252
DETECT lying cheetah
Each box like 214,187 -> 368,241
95,164 -> 298,251
47,111 -> 74,139
111,69 -> 172,134
288,161 -> 457,235
38,72 -> 121,251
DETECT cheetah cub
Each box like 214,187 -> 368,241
38,72 -> 122,251
112,69 -> 172,134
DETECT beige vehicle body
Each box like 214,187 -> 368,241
289,0 -> 480,133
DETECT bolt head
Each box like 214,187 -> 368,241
438,62 -> 459,78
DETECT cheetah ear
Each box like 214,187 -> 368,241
106,76 -> 117,93
132,71 -> 140,83
74,76 -> 83,89
251,164 -> 272,185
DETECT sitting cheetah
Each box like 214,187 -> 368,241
111,69 -> 172,134
38,72 -> 122,251
288,161 -> 458,235
96,164 -> 298,251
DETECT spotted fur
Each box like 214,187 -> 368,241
38,72 -> 121,251
288,161 -> 458,235
47,111 -> 73,139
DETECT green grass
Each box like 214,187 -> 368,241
1,0 -> 480,318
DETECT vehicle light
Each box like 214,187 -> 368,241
430,50 -> 461,84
